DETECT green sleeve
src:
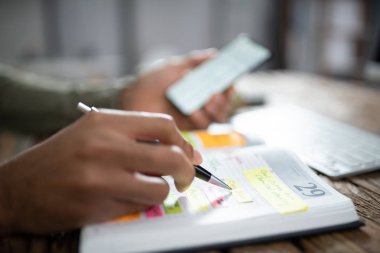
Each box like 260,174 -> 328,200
0,64 -> 134,136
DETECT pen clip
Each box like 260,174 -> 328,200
77,102 -> 99,113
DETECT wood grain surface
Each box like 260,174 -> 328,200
1,71 -> 380,253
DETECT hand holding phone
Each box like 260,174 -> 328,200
166,34 -> 271,115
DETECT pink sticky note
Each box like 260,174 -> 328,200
145,205 -> 164,218
203,186 -> 230,208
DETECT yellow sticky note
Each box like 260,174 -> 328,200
224,178 -> 240,189
196,131 -> 246,148
224,179 -> 253,203
186,187 -> 209,211
243,168 -> 308,214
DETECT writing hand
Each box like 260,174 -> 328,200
0,110 -> 201,234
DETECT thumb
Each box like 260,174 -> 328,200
186,48 -> 217,68
163,68 -> 190,90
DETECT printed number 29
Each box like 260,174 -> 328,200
294,182 -> 325,197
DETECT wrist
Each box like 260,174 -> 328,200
117,77 -> 138,110
0,163 -> 16,235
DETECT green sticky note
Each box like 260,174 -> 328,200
163,194 -> 182,214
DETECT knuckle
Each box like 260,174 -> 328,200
152,184 -> 170,204
214,113 -> 224,123
195,120 -> 209,130
157,116 -> 176,135
77,168 -> 103,190
80,138 -> 109,159
158,115 -> 175,128
145,149 -> 162,166
183,141 -> 194,156
168,146 -> 187,167
186,163 -> 196,182
169,147 -> 194,182
84,111 -> 103,125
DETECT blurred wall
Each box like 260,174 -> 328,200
0,0 -> 282,79
0,0 -> 374,82
0,0 -> 46,60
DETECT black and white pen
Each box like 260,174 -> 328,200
193,164 -> 231,190
77,102 -> 232,191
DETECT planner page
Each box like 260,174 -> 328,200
80,147 -> 356,253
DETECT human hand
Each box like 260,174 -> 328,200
0,110 -> 200,234
120,50 -> 234,130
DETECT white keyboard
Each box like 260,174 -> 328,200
232,106 -> 380,178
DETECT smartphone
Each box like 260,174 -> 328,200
166,34 -> 271,115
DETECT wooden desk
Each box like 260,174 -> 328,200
1,71 -> 380,253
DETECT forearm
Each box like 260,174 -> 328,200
0,64 -> 134,135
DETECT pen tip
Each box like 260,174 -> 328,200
209,175 -> 232,191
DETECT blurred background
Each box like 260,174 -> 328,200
0,0 -> 379,85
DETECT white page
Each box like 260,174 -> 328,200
80,147 -> 356,253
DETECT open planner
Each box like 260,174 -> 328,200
80,131 -> 362,253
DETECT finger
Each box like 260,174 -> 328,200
189,110 -> 212,129
225,86 -> 235,97
204,93 -> 231,122
186,48 -> 217,68
86,200 -> 149,225
89,110 -> 196,161
109,172 -> 170,205
111,141 -> 195,191
112,202 -> 150,219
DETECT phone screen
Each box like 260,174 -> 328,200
166,35 -> 270,115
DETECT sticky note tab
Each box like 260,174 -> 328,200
186,187 -> 209,211
203,186 -> 231,208
244,168 -> 308,214
182,131 -> 197,147
145,205 -> 164,218
163,194 -> 182,214
224,178 -> 253,203
111,212 -> 140,223
224,178 -> 240,189
197,131 -> 246,148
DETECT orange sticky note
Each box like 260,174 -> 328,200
197,131 -> 246,148
111,212 -> 140,223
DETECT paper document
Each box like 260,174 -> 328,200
80,146 -> 356,253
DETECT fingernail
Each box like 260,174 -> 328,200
180,185 -> 190,192
193,149 -> 203,164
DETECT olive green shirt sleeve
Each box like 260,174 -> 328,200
0,63 -> 134,136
